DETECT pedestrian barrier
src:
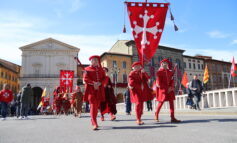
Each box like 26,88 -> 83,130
116,87 -> 237,112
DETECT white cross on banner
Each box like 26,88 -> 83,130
60,70 -> 74,93
126,2 -> 169,64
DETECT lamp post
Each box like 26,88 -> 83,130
111,65 -> 120,96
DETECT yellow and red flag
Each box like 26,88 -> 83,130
181,72 -> 189,88
37,87 -> 47,110
203,65 -> 209,84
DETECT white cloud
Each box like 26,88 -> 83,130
183,48 -> 236,63
69,0 -> 83,13
0,12 -> 132,65
0,9 -> 128,65
231,40 -> 237,45
206,30 -> 229,39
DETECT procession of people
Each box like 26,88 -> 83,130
0,56 -> 189,131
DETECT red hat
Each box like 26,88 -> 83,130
160,58 -> 172,69
89,55 -> 101,67
132,61 -> 142,68
89,55 -> 100,61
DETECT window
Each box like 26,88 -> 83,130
223,65 -> 227,72
212,64 -> 216,71
122,61 -> 126,69
112,61 -> 117,68
193,63 -> 196,69
34,68 -> 40,75
202,64 -> 204,70
112,73 -> 117,83
189,63 -> 192,69
158,56 -> 163,64
198,64 -> 200,70
217,65 -> 221,72
123,74 -> 127,83
176,59 -> 181,69
213,75 -> 217,82
151,58 -> 155,66
184,62 -> 187,69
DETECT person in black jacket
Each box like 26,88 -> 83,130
124,88 -> 131,115
189,75 -> 203,110
16,91 -> 21,118
20,83 -> 33,119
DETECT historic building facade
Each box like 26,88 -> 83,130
0,59 -> 21,94
100,52 -> 132,101
196,56 -> 237,90
109,40 -> 185,94
183,55 -> 205,82
20,38 -> 79,110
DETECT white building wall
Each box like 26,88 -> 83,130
20,39 -> 79,103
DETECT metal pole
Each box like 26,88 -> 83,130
115,72 -> 117,96
228,73 -> 231,88
234,76 -> 236,87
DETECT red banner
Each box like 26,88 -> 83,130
126,2 -> 169,63
231,57 -> 237,77
60,70 -> 74,93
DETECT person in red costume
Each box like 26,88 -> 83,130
83,55 -> 106,130
53,86 -> 60,113
128,61 -> 153,125
100,67 -> 117,121
0,84 -> 13,120
155,58 -> 181,123
55,93 -> 63,115
71,86 -> 84,118
62,91 -> 71,115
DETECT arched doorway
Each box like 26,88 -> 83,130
116,93 -> 124,103
77,78 -> 83,85
32,87 -> 43,115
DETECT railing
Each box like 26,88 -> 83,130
116,87 -> 237,112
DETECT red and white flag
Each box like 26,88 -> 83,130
126,2 -> 169,64
60,70 -> 74,93
231,57 -> 237,77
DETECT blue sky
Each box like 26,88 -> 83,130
0,0 -> 237,65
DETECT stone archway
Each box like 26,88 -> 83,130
116,93 -> 124,103
32,87 -> 43,114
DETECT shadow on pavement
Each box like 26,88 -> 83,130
111,125 -> 177,130
114,118 -> 155,122
179,118 -> 237,124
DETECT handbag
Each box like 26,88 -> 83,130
186,98 -> 194,106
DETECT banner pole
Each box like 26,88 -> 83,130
228,73 -> 231,88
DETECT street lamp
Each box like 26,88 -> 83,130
111,64 -> 120,96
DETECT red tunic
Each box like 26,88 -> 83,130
156,68 -> 175,102
100,76 -> 117,115
55,95 -> 63,112
0,89 -> 13,103
62,96 -> 71,112
128,70 -> 153,103
83,66 -> 106,104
